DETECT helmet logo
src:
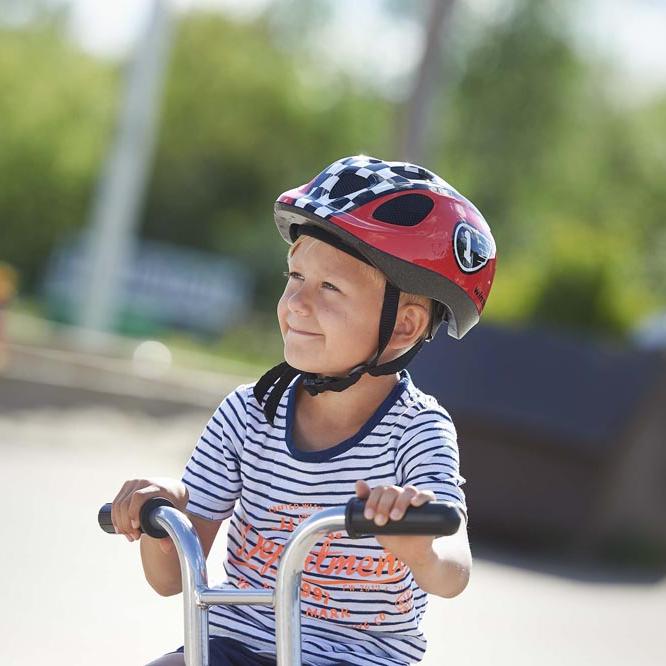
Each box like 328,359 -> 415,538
453,221 -> 493,273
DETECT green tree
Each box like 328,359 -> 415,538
142,12 -> 392,311
435,0 -> 666,339
0,23 -> 117,290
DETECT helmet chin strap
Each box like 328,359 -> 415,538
254,282 -> 426,425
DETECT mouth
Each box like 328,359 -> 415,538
287,326 -> 321,337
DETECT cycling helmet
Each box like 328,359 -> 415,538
255,155 -> 496,423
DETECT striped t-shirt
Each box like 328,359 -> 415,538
181,370 -> 467,666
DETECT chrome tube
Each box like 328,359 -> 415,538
274,507 -> 347,666
153,506 -> 209,666
153,504 -> 348,666
197,589 -> 273,606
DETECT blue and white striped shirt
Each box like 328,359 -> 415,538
182,370 -> 466,665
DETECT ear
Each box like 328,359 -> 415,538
387,302 -> 430,352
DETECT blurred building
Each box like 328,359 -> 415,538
411,323 -> 666,560
43,233 -> 252,337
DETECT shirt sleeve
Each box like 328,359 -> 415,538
181,384 -> 247,521
395,406 -> 467,521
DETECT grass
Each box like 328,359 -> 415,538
6,297 -> 285,379
160,314 -> 285,377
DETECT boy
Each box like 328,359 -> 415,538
111,155 -> 496,665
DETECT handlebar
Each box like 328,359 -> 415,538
98,496 -> 173,538
344,497 -> 461,537
98,496 -> 462,666
98,496 -> 461,539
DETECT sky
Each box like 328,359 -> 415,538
43,0 -> 666,102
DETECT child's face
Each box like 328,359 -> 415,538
277,237 -> 384,376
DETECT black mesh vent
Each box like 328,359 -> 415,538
391,166 -> 434,181
330,173 -> 369,198
373,193 -> 434,226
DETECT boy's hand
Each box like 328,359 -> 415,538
354,480 -> 437,568
111,477 -> 189,554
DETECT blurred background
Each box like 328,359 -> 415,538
1,0 -> 665,664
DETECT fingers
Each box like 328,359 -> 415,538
355,479 -> 370,498
389,485 -> 418,521
360,483 -> 434,527
111,479 -> 161,542
111,480 -> 136,543
363,484 -> 390,522
127,485 -> 161,540
373,486 -> 403,526
111,477 -> 188,549
410,489 -> 435,507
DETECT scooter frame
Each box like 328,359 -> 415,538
154,502 -> 347,666
99,498 -> 460,666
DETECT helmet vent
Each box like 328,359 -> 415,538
373,193 -> 434,226
391,166 -> 435,181
330,173 -> 369,198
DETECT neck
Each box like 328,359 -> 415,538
297,371 -> 401,432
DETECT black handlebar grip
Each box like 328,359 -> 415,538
345,498 -> 461,539
97,497 -> 175,539
98,503 -> 116,534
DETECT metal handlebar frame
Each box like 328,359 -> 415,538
153,505 -> 347,666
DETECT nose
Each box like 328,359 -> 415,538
286,282 -> 311,316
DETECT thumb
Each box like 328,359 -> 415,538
158,537 -> 175,555
355,479 -> 370,499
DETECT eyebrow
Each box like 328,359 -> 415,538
286,256 -> 356,285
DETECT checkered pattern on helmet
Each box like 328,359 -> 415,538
289,155 -> 464,220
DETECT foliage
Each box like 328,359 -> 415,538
142,12 -> 393,311
0,24 -> 117,290
436,0 -> 666,339
1,2 -> 664,344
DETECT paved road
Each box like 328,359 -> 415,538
1,406 -> 664,665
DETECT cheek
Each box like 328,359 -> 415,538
317,299 -> 343,329
276,291 -> 289,334
343,293 -> 382,347
349,315 -> 376,347
328,307 -> 374,349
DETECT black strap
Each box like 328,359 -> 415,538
367,338 -> 425,376
301,370 -> 364,396
375,282 -> 400,362
253,361 -> 290,405
263,364 -> 299,425
254,337 -> 427,423
253,268 -> 425,421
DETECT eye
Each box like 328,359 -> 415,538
283,271 -> 340,293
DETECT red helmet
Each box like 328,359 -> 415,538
274,155 -> 496,339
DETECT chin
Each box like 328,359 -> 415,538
283,349 -> 335,375
284,352 -> 322,374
